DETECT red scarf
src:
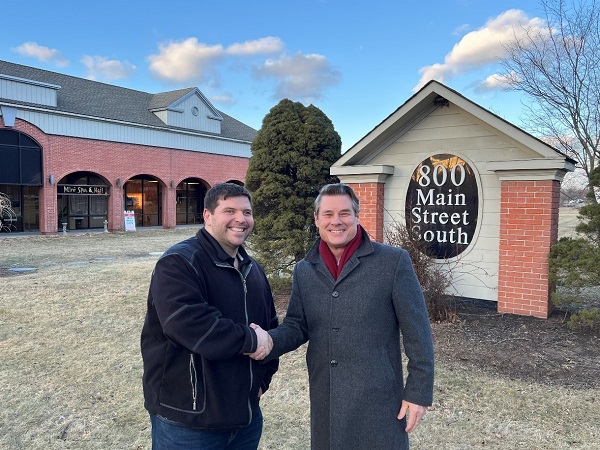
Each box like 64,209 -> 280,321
319,225 -> 362,279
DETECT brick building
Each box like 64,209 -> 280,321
0,60 -> 255,234
331,81 -> 575,318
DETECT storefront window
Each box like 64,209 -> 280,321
22,187 -> 39,232
57,172 -> 108,230
124,177 -> 161,227
0,184 -> 39,233
176,180 -> 205,225
0,130 -> 42,232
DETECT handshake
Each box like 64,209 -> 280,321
246,323 -> 273,360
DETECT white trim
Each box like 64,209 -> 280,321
495,169 -> 570,182
486,159 -> 575,172
0,73 -> 61,90
330,165 -> 394,176
1,101 -> 252,145
331,164 -> 394,183
0,105 -> 17,126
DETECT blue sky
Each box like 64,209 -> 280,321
1,0 -> 545,152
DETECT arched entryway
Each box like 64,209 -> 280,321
57,172 -> 109,230
176,178 -> 208,225
123,175 -> 162,227
0,129 -> 42,232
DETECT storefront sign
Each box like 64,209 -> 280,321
405,154 -> 478,259
124,210 -> 136,231
57,185 -> 107,195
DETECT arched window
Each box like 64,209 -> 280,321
0,129 -> 42,185
0,130 -> 42,232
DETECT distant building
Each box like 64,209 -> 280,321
0,60 -> 256,234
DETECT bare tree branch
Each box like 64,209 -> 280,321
501,0 -> 600,201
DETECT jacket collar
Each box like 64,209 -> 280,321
197,227 -> 251,268
305,224 -> 373,264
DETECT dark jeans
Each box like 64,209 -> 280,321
150,408 -> 263,450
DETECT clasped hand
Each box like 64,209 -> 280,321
245,323 -> 273,360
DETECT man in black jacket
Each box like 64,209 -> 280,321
141,182 -> 278,449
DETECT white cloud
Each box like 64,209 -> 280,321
474,72 -> 514,93
452,23 -> 471,36
210,93 -> 235,106
148,38 -> 224,83
147,36 -> 283,85
81,56 -> 136,81
254,52 -> 341,102
226,36 -> 284,56
12,42 -> 69,67
414,9 -> 546,92
147,37 -> 339,104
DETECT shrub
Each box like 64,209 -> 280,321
267,274 -> 293,296
385,221 -> 456,322
566,308 -> 600,332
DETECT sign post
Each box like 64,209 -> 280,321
124,210 -> 136,231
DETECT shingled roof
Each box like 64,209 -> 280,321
0,59 -> 257,142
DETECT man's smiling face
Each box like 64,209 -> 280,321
314,194 -> 359,257
203,195 -> 254,257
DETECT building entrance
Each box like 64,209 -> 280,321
57,173 -> 108,230
124,177 -> 161,227
176,179 -> 207,225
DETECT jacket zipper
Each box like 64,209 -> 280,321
189,353 -> 198,411
214,260 -> 255,425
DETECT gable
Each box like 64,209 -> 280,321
150,88 -> 223,134
364,104 -> 552,168
333,80 -> 574,173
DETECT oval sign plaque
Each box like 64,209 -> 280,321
405,154 -> 478,259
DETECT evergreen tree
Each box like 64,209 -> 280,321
246,99 -> 341,273
549,166 -> 600,331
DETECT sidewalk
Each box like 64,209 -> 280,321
0,225 -> 200,239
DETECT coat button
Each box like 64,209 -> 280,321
330,360 -> 338,366
332,327 -> 339,332
332,291 -> 339,298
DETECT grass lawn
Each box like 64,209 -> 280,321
1,227 -> 599,449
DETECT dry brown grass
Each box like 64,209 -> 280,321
1,224 -> 599,449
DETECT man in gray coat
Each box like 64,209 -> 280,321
251,183 -> 434,449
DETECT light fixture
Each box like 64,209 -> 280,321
170,180 -> 175,188
116,178 -> 121,187
48,175 -> 55,185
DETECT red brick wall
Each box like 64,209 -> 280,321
7,121 -> 249,234
497,180 -> 561,318
347,182 -> 385,242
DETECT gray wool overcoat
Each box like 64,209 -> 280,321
268,228 -> 434,450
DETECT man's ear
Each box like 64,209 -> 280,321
203,209 -> 211,226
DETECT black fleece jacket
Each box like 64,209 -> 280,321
141,228 -> 279,430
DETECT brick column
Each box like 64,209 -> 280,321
348,182 -> 385,243
497,180 -> 560,318
110,183 -> 124,231
39,182 -> 57,235
163,182 -> 177,229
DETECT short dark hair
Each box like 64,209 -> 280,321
204,183 -> 252,213
314,183 -> 360,215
